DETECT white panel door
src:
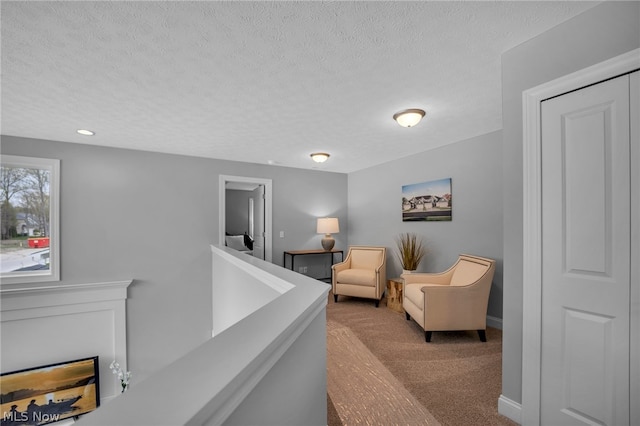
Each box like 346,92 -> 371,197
540,75 -> 631,425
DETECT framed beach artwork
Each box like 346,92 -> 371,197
0,356 -> 100,425
402,178 -> 452,222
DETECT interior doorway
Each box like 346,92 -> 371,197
219,175 -> 272,262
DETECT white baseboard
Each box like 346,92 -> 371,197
487,315 -> 503,330
498,395 -> 522,425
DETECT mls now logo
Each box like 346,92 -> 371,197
3,408 -> 61,423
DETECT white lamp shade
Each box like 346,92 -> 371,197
393,109 -> 425,127
317,217 -> 339,234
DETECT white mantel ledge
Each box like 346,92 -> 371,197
0,280 -> 132,312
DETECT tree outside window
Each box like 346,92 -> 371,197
1,156 -> 59,285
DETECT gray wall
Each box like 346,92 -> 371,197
0,135 -> 347,382
348,130 -> 504,320
501,0 -> 640,405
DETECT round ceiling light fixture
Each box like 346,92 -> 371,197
393,108 -> 426,128
76,129 -> 95,136
310,152 -> 330,163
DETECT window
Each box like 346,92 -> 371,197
1,155 -> 60,285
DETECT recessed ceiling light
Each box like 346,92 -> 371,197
76,129 -> 95,136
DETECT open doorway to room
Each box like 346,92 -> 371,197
219,175 -> 272,262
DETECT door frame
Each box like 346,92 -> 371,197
521,48 -> 639,425
219,175 -> 273,263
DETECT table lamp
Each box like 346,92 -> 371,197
317,217 -> 339,251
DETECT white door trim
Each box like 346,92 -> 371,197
219,175 -> 273,263
521,48 -> 639,426
630,70 -> 640,426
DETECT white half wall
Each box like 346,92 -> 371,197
211,246 -> 292,336
0,280 -> 132,403
76,247 -> 329,426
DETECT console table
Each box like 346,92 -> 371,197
283,249 -> 344,281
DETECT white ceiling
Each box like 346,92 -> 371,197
1,1 -> 600,173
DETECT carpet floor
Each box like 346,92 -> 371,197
326,292 -> 517,426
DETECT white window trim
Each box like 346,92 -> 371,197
1,155 -> 60,286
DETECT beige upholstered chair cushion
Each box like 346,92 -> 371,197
404,283 -> 425,310
336,269 -> 376,287
350,249 -> 383,270
450,259 -> 489,286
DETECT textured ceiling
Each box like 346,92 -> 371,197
1,1 -> 599,173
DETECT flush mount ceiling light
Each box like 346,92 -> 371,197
76,129 -> 95,136
310,152 -> 330,163
393,109 -> 426,128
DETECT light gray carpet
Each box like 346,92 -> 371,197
326,292 -> 516,426
327,319 -> 441,425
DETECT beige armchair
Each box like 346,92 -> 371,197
332,246 -> 387,307
402,254 -> 495,342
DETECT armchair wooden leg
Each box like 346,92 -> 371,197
334,294 -> 338,303
374,291 -> 384,308
425,331 -> 432,342
405,312 -> 410,320
477,330 -> 487,342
